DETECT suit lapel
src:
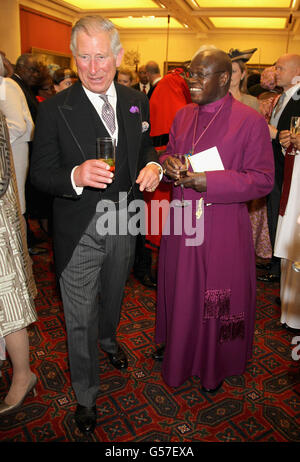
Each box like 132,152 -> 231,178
278,88 -> 300,130
57,82 -> 143,175
58,82 -> 98,161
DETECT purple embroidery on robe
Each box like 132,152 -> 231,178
204,289 -> 244,343
218,313 -> 245,343
204,288 -> 231,319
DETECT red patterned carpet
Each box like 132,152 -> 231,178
0,228 -> 300,443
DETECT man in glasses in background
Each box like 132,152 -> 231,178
153,48 -> 274,393
11,54 -> 48,256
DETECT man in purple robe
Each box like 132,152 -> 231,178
153,48 -> 274,392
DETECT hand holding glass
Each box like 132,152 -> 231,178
173,154 -> 190,207
289,117 -> 300,155
96,137 -> 116,171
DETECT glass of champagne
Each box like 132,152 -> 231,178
289,117 -> 300,155
96,137 -> 116,172
292,261 -> 300,272
173,154 -> 190,207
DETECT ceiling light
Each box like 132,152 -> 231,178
61,0 -> 160,9
111,16 -> 183,28
210,17 -> 287,29
197,0 -> 290,6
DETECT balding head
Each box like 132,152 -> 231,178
187,48 -> 232,105
275,54 -> 300,90
145,61 -> 160,84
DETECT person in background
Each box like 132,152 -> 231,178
145,61 -> 161,99
0,55 -> 34,218
258,54 -> 300,283
228,49 -> 273,267
0,109 -> 37,416
32,63 -> 55,102
0,51 -> 14,77
153,48 -> 274,392
134,65 -> 192,294
11,54 -> 47,255
31,15 -> 161,435
31,63 -> 55,235
132,65 -> 151,95
117,67 -> 133,87
258,65 -> 282,122
53,68 -> 78,93
228,48 -> 260,112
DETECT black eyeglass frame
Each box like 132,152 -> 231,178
185,69 -> 226,81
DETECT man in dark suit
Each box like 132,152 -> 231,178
258,53 -> 300,283
146,61 -> 161,99
11,54 -> 39,122
31,15 -> 161,435
11,54 -> 48,255
132,65 -> 151,95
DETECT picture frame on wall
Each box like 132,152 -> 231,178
31,47 -> 72,69
163,61 -> 189,75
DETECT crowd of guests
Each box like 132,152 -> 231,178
0,15 -> 299,437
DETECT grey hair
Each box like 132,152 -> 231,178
70,15 -> 122,57
0,54 -> 4,78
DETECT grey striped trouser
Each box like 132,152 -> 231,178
60,208 -> 136,407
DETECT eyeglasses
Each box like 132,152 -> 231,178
185,69 -> 225,81
25,66 -> 39,73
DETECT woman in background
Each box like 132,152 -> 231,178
0,55 -> 34,216
229,48 -> 273,264
53,68 -> 77,93
117,67 -> 133,87
228,48 -> 260,112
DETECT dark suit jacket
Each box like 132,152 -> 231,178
131,82 -> 152,95
272,89 -> 300,189
147,83 -> 157,100
31,81 -> 157,275
11,74 -> 38,122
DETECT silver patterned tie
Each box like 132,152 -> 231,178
273,92 -> 286,118
100,94 -> 116,134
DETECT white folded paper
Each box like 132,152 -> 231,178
188,146 -> 224,172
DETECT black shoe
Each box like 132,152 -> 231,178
257,273 -> 280,283
106,346 -> 128,370
74,404 -> 97,435
28,245 -> 47,256
152,345 -> 165,361
202,381 -> 223,393
135,273 -> 157,288
256,262 -> 271,270
284,324 -> 300,334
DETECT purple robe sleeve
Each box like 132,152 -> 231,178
205,114 -> 274,203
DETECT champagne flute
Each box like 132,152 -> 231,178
96,137 -> 116,171
289,117 -> 300,155
292,261 -> 300,272
173,154 -> 190,207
